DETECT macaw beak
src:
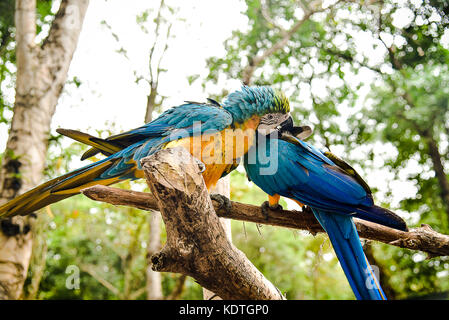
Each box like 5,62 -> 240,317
274,114 -> 313,140
275,114 -> 294,132
257,113 -> 292,136
288,125 -> 313,140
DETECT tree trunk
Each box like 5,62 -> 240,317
426,135 -> 449,218
143,87 -> 165,300
141,147 -> 284,300
202,176 -> 231,300
23,213 -> 49,300
0,0 -> 89,300
144,86 -> 157,124
146,211 -> 163,299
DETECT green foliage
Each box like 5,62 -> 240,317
372,243 -> 449,299
0,0 -> 16,124
350,63 -> 449,229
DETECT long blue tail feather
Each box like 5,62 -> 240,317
312,208 -> 387,300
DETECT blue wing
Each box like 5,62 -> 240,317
244,135 -> 398,300
117,102 -> 233,139
81,102 -> 233,161
244,134 -> 407,230
96,102 -> 233,179
245,136 -> 373,215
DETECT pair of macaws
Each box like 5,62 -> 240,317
0,85 -> 407,300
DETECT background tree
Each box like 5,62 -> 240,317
0,0 -> 89,299
134,1 -> 172,299
100,0 -> 187,300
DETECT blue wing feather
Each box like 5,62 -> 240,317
245,137 -> 373,215
245,134 -> 407,231
244,135 -> 389,300
97,103 -> 233,179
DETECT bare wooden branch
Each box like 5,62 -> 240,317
82,184 -> 449,258
136,147 -> 284,300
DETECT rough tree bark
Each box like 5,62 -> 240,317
203,176 -> 231,300
23,212 -> 49,300
137,147 -> 284,300
0,0 -> 89,300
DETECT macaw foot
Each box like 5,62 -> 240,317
301,205 -> 313,215
261,201 -> 283,221
210,194 -> 232,213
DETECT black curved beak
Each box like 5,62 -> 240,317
275,115 -> 313,140
275,115 -> 294,132
289,125 -> 313,140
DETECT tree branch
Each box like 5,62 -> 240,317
260,0 -> 287,35
147,0 -> 165,85
82,184 -> 449,258
41,0 -> 89,55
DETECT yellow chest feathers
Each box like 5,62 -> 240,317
165,115 -> 259,164
164,115 -> 260,189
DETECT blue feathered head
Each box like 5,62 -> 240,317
223,86 -> 290,124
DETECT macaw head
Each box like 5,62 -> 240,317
222,85 -> 292,134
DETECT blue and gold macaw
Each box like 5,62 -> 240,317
0,85 -> 291,218
244,124 -> 408,300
